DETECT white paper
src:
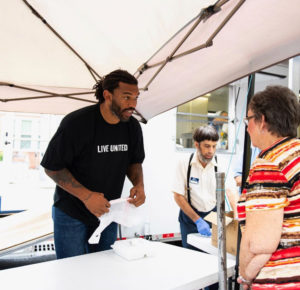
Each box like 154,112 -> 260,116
88,198 -> 143,244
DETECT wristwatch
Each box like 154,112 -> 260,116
239,275 -> 252,285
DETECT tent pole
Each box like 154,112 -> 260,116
22,0 -> 102,81
0,83 -> 95,103
233,73 -> 255,290
139,0 -> 245,83
241,74 -> 255,189
216,172 -> 227,290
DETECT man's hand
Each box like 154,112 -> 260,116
83,192 -> 110,217
44,168 -> 110,218
128,185 -> 145,207
195,217 -> 211,236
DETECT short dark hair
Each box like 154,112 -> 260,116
93,69 -> 138,103
249,85 -> 300,138
193,125 -> 219,143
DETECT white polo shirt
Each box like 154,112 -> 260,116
172,153 -> 217,212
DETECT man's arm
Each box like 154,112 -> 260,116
174,192 -> 211,236
173,193 -> 200,222
45,168 -> 110,217
126,163 -> 145,207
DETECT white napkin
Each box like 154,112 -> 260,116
88,198 -> 142,244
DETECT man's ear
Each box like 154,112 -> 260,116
194,141 -> 199,149
103,90 -> 112,102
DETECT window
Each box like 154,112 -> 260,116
176,86 -> 231,151
20,120 -> 32,149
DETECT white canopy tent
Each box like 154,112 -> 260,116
1,0 -> 300,121
1,0 -> 300,268
0,0 -> 209,118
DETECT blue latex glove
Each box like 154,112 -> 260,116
195,217 -> 211,237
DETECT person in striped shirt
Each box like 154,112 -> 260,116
237,85 -> 300,289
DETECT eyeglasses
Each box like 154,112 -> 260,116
243,115 -> 255,126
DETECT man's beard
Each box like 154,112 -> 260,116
110,100 -> 134,122
197,150 -> 213,164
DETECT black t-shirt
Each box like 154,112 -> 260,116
41,104 -> 145,227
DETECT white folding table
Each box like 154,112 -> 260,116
0,241 -> 235,290
0,208 -> 53,257
187,233 -> 237,289
187,233 -> 236,261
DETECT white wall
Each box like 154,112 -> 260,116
121,109 -> 180,237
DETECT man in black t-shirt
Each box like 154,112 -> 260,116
41,69 -> 145,259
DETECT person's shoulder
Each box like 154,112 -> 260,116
64,104 -> 97,121
277,138 -> 300,168
288,138 -> 300,147
128,115 -> 142,127
212,154 -> 218,166
264,137 -> 300,163
61,104 -> 98,127
283,138 -> 300,156
126,116 -> 143,134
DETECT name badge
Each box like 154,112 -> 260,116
190,177 -> 199,184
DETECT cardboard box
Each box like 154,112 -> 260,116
205,211 -> 239,256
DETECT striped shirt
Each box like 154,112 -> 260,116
237,137 -> 300,288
